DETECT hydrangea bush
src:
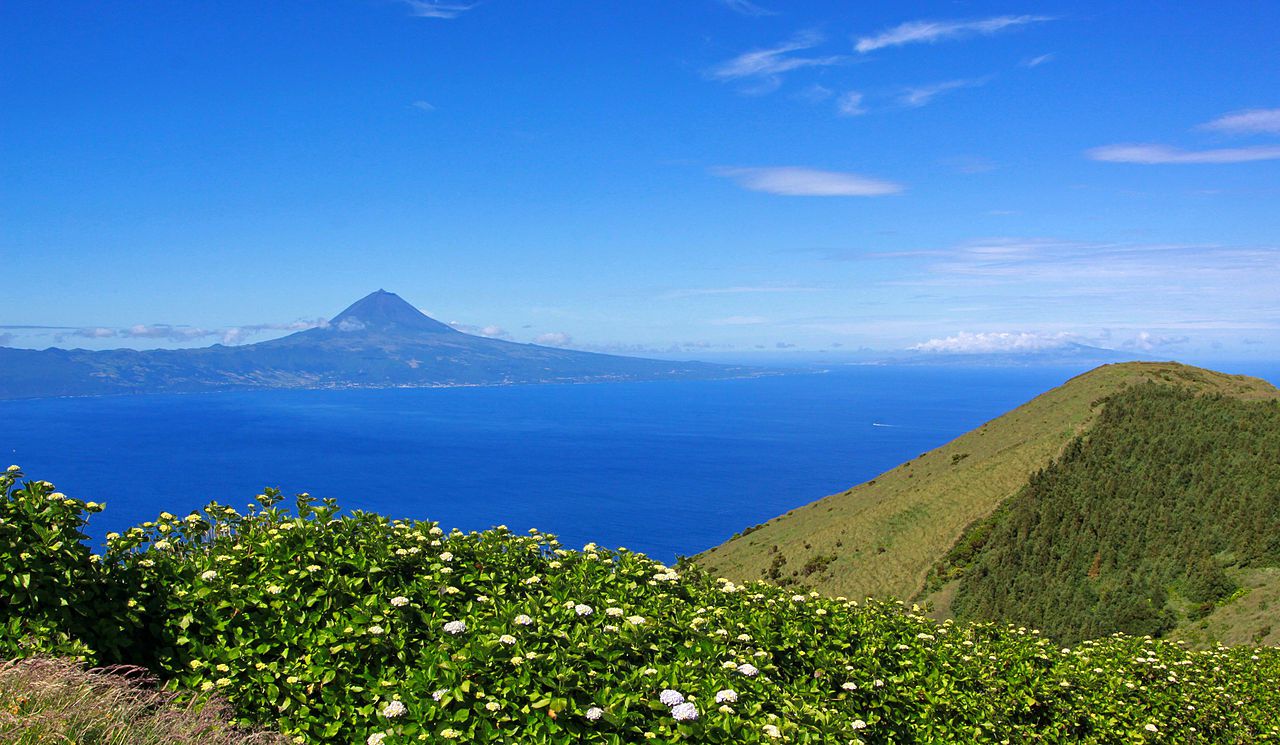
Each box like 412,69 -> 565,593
3,467 -> 1280,743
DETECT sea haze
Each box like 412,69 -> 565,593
7,364 -> 1268,562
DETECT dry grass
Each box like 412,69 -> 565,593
695,362 -> 1280,602
0,657 -> 287,745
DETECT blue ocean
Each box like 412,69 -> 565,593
5,363 -> 1276,561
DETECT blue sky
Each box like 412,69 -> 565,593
2,1 -> 1277,361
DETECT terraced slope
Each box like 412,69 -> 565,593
694,362 -> 1278,603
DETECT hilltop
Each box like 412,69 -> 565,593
695,362 -> 1280,642
0,291 -> 756,399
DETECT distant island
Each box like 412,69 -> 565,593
0,290 -> 760,399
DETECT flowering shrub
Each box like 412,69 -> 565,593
0,467 -> 116,661
3,470 -> 1280,743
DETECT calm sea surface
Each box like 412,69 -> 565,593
4,363 -> 1275,561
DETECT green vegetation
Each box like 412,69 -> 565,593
0,657 -> 285,744
935,384 -> 1280,643
4,466 -> 1280,742
695,363 -> 1280,626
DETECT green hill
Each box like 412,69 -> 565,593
935,382 -> 1280,642
694,362 -> 1280,642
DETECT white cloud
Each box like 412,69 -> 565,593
401,1 -> 475,19
1087,143 -> 1280,164
534,332 -> 573,347
855,15 -> 1054,54
909,331 -> 1079,354
1022,53 -> 1054,67
900,78 -> 988,107
713,166 -> 904,196
708,32 -> 846,92
450,321 -> 511,339
124,324 -> 217,341
411,100 -> 436,112
710,315 -> 769,326
1122,331 -> 1189,351
1198,108 -> 1280,135
836,91 -> 866,117
74,327 -> 118,339
718,0 -> 776,17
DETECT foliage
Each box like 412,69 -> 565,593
0,657 -> 286,744
0,467 -> 113,661
3,468 -> 1280,743
944,384 -> 1280,643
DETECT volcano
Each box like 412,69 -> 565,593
0,291 -> 754,399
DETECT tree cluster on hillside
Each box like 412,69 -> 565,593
941,384 -> 1280,643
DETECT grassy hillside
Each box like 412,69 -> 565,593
5,468 -> 1280,743
694,362 -> 1279,606
937,383 -> 1280,642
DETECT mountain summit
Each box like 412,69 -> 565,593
326,290 -> 458,336
0,291 -> 755,399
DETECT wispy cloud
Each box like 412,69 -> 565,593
855,15 -> 1054,54
710,315 -> 770,326
941,155 -> 998,174
836,91 -> 866,117
796,84 -> 834,103
884,239 -> 1280,331
909,330 -> 1079,353
708,32 -> 846,93
664,285 -> 824,299
717,0 -> 776,17
1198,107 -> 1280,135
900,77 -> 988,107
713,166 -> 904,196
401,1 -> 476,19
411,100 -> 436,112
1087,143 -> 1280,164
1022,53 -> 1054,67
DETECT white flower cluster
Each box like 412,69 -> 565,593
443,620 -> 466,635
658,689 -> 698,721
380,700 -> 407,718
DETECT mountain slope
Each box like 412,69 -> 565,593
694,362 -> 1279,614
0,291 -> 755,399
938,382 -> 1280,642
